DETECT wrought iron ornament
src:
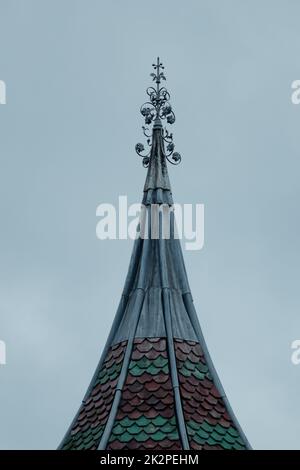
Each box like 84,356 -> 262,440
135,57 -> 182,168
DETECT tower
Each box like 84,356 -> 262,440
60,59 -> 250,451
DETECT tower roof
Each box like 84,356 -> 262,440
60,59 -> 250,451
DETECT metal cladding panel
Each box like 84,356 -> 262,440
143,127 -> 172,193
112,287 -> 198,344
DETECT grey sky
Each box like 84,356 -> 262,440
0,0 -> 300,449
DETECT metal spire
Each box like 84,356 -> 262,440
135,57 -> 182,168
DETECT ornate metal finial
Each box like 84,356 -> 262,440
135,57 -> 182,168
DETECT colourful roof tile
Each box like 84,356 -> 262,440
107,338 -> 181,450
61,341 -> 127,450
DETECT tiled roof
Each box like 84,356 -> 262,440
61,336 -> 248,450
108,338 -> 181,450
61,342 -> 127,450
174,339 -> 246,450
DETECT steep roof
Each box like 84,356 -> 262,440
59,59 -> 250,451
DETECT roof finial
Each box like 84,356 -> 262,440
135,58 -> 182,168
152,57 -> 165,101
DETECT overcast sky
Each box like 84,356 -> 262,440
1,0 -> 300,450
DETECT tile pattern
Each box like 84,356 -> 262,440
174,339 -> 246,450
62,337 -> 247,450
108,337 -> 181,450
61,341 -> 127,450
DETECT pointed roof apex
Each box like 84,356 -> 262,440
135,58 -> 182,169
135,58 -> 182,205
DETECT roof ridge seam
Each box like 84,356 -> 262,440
98,290 -> 146,449
157,213 -> 190,450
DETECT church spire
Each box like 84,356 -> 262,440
135,58 -> 181,205
59,59 -> 250,451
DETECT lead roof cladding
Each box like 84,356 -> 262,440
59,58 -> 250,451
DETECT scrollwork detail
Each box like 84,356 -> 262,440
135,58 -> 182,168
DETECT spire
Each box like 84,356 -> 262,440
135,58 -> 181,206
59,59 -> 251,451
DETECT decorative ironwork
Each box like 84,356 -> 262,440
135,57 -> 182,167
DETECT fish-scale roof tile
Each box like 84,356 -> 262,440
61,333 -> 248,451
108,338 -> 181,450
